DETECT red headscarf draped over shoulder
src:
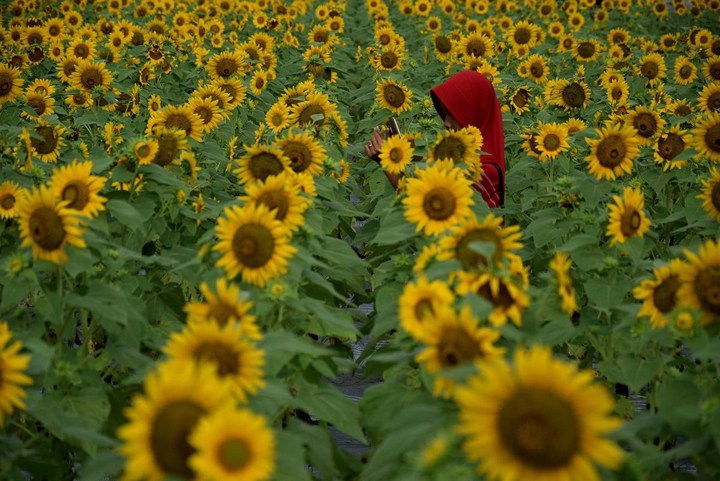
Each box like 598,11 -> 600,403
430,70 -> 505,207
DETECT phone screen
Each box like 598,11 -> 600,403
386,117 -> 401,137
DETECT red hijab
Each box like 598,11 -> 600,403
431,70 -> 505,207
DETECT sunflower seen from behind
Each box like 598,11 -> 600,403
214,203 -> 297,287
17,185 -> 86,264
184,278 -> 260,340
585,122 -> 641,180
403,160 -> 474,236
49,160 -> 106,219
0,322 -> 32,426
677,239 -> 720,325
117,360 -> 234,481
379,134 -> 414,175
633,259 -> 685,329
455,345 -> 624,481
606,187 -> 651,247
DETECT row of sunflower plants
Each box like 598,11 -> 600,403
1,0 -> 720,480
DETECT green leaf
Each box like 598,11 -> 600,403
597,355 -> 666,392
106,199 -> 145,231
293,298 -> 359,340
77,450 -> 124,481
584,277 -> 631,311
260,331 -> 333,377
273,430 -> 313,481
294,378 -> 366,443
370,282 -> 402,337
655,377 -> 701,432
371,208 -> 416,246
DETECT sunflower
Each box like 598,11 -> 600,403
585,122 -> 641,180
691,112 -> 720,163
437,213 -> 522,271
184,278 -> 260,339
150,128 -> 188,167
164,322 -> 265,403
117,360 -> 234,481
637,52 -> 667,86
0,322 -> 32,426
188,407 -> 275,481
654,126 -> 690,171
241,172 -> 308,231
187,97 -> 225,134
0,181 -> 25,220
606,78 -> 629,105
606,187 -> 651,247
572,39 -> 601,63
68,59 -> 113,93
461,33 -> 495,59
626,106 -> 664,146
535,122 -> 570,161
567,11 -> 585,31
148,104 -> 205,142
549,252 -> 577,315
703,55 -> 720,82
565,118 -> 587,134
192,84 -> 232,112
552,79 -> 591,110
698,82 -> 720,115
456,272 -> 529,327
234,144 -> 291,185
607,27 -> 630,45
519,54 -> 549,84
398,276 -> 455,343
214,203 -> 296,287
633,259 -> 685,329
206,50 -> 247,80
677,239 -> 720,324
379,134 -> 414,175
331,159 -> 351,183
275,130 -> 326,176
49,160 -> 107,219
667,98 -> 693,118
250,70 -> 269,96
22,121 -> 65,163
674,56 -> 698,85
507,20 -> 537,50
416,306 -> 504,398
509,86 -> 531,114
17,185 -> 86,264
288,91 -> 334,128
432,33 -> 456,61
370,44 -> 406,71
376,79 -> 412,114
265,102 -> 291,133
699,167 -> 720,221
404,161 -> 474,236
0,65 -> 24,106
455,345 -> 624,481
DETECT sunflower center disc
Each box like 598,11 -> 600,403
513,90 -> 528,108
477,280 -> 514,309
414,298 -> 434,321
438,326 -> 480,367
514,28 -> 531,45
196,106 -> 213,124
530,64 -> 543,77
0,77 -> 11,96
154,134 -> 179,166
641,61 -> 659,79
423,188 -> 456,221
680,66 -> 692,78
497,388 -> 580,469
165,113 -> 193,136
658,133 -> 684,160
298,104 -> 325,126
250,153 -> 284,181
695,267 -> 720,314
81,69 -> 103,89
456,228 -> 501,269
195,341 -> 239,376
217,58 -> 236,77
544,134 -> 560,151
219,439 -> 250,471
284,142 -> 311,172
653,274 -> 680,313
389,147 -> 402,162
597,135 -> 626,168
29,206 -> 66,250
207,301 -> 238,325
31,126 -> 59,155
709,93 -> 720,112
468,41 -> 485,57
150,401 -> 205,478
1,194 -> 15,210
435,137 -> 465,163
633,113 -> 657,137
706,124 -> 720,153
562,83 -> 586,108
383,85 -> 406,108
578,42 -> 595,58
232,223 -> 274,268
620,209 -> 642,237
61,183 -> 88,213
381,52 -> 397,68
435,36 -> 452,53
257,191 -> 289,220
711,182 -> 720,212
710,63 -> 720,81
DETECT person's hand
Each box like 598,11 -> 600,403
364,127 -> 386,161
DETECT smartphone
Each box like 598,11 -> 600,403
386,117 -> 402,137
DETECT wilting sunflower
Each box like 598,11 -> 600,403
206,50 -> 247,80
214,203 -> 297,287
456,272 -> 529,327
148,104 -> 205,142
0,181 -> 25,219
49,160 -> 107,219
674,56 -> 698,85
633,259 -> 685,329
17,186 -> 86,264
68,59 -> 113,93
416,306 -> 504,398
0,65 -> 24,106
288,91 -> 334,128
150,128 -> 189,167
242,172 -> 309,232
234,144 -> 291,185
265,102 -> 291,133
22,122 -> 65,163
455,345 -> 624,481
275,130 -> 326,176
378,134 -> 414,175
188,407 -> 275,481
654,126 -> 690,171
437,213 -> 522,271
0,322 -> 32,426
549,252 -> 577,315
398,276 -> 455,343
370,44 -> 406,71
164,322 -> 265,403
428,128 -> 481,167
698,167 -> 720,221
691,111 -> 720,163
626,106 -> 664,147
606,187 -> 651,247
677,239 -> 720,324
376,79 -> 412,114
404,161 -> 474,236
585,122 -> 641,180
117,360 -> 234,481
184,278 -> 260,340
637,52 -> 667,86
535,122 -> 570,161
698,82 -> 720,114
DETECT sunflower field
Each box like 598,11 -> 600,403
1,0 -> 720,479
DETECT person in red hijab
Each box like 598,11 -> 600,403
365,70 -> 505,208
